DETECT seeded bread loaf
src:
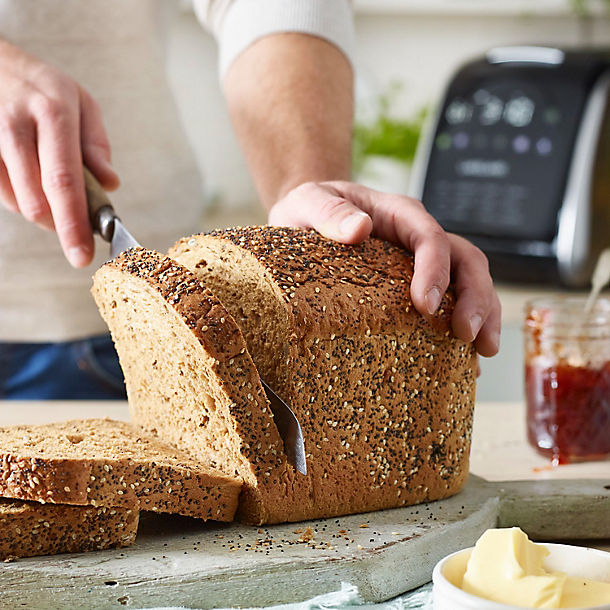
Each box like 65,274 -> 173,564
92,249 -> 300,524
0,499 -> 138,560
169,227 -> 477,522
0,419 -> 240,521
93,229 -> 476,525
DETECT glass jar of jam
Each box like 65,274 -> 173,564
524,296 -> 610,465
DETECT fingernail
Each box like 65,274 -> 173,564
68,246 -> 91,268
425,287 -> 442,315
339,212 -> 368,237
469,314 -> 483,341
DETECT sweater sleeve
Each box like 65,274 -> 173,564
192,0 -> 355,79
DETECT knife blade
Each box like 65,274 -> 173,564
84,167 -> 307,475
261,380 -> 307,475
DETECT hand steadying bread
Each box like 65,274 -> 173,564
267,181 -> 501,359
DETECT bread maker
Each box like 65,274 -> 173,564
409,46 -> 610,287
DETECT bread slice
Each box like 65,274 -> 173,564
169,227 -> 477,521
0,419 -> 240,521
91,248 -> 297,524
0,498 -> 138,560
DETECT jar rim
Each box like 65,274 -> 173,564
524,295 -> 610,333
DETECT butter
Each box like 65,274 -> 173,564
454,527 -> 610,608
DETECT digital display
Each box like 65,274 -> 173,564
422,65 -> 589,243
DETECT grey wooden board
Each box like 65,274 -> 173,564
0,475 -> 608,610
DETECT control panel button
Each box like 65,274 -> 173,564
504,95 -> 535,127
512,134 -> 531,154
453,131 -> 470,149
536,137 -> 553,155
435,132 -> 452,150
445,99 -> 473,124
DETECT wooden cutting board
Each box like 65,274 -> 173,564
1,475 -> 608,609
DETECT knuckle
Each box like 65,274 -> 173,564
292,181 -> 318,197
30,94 -> 69,123
471,246 -> 491,270
0,112 -> 32,144
44,168 -> 79,192
55,217 -> 88,242
20,201 -> 50,224
427,224 -> 448,242
31,95 -> 65,121
318,196 -> 349,219
406,195 -> 426,210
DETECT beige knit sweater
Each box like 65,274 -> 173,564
0,0 -> 353,341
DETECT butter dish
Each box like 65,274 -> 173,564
433,542 -> 610,610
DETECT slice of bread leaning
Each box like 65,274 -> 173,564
0,498 -> 138,560
92,248 -> 296,524
0,419 -> 239,521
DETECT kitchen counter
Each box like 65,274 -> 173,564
0,399 -> 607,606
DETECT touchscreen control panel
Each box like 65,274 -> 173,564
421,57 -> 596,244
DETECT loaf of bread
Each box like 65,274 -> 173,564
93,228 -> 476,525
0,499 -> 138,560
0,419 -> 240,521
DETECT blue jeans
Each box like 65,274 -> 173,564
0,334 -> 126,400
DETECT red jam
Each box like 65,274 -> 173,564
525,361 -> 610,464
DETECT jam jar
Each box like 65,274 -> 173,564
524,296 -> 610,465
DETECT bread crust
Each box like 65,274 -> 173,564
173,227 -> 454,341
0,499 -> 138,560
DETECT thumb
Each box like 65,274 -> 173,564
269,182 -> 373,244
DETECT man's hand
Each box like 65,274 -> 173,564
269,181 -> 501,357
0,39 -> 119,267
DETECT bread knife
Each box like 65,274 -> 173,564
84,167 -> 307,475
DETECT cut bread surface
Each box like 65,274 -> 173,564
0,498 -> 138,560
0,418 -> 240,521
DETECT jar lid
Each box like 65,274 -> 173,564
524,296 -> 610,339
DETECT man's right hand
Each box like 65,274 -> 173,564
0,39 -> 119,267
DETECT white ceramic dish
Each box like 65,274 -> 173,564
432,543 -> 610,610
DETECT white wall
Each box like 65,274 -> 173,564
164,4 -> 610,212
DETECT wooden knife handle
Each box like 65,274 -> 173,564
84,166 -> 115,241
